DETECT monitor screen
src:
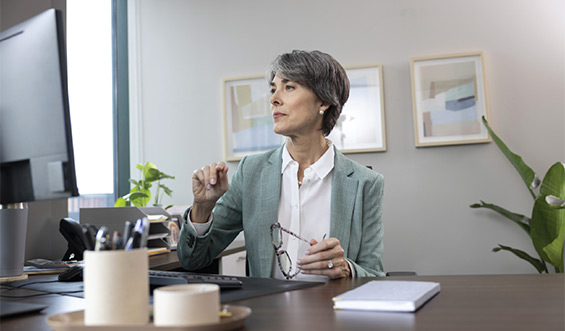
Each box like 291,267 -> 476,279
0,9 -> 79,204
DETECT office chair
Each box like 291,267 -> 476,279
366,166 -> 417,277
386,271 -> 416,276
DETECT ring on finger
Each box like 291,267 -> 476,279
328,259 -> 334,269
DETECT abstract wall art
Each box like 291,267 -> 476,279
410,52 -> 490,147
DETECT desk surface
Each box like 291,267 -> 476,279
238,273 -> 564,330
149,240 -> 246,271
1,273 -> 563,331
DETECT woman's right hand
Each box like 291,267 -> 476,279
191,162 -> 229,222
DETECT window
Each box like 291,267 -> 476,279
66,0 -> 117,219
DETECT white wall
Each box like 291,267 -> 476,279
129,0 -> 565,275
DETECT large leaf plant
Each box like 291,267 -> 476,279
470,117 -> 564,273
115,162 -> 175,208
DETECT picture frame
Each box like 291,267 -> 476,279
410,52 -> 490,147
223,65 -> 387,160
166,220 -> 179,250
223,75 -> 283,161
328,64 -> 386,153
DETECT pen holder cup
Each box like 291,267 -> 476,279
84,248 -> 149,326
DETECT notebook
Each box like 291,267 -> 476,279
332,280 -> 440,312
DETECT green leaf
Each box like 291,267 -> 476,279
539,162 -> 565,198
114,197 -> 129,207
145,168 -> 161,182
159,184 -> 173,197
128,187 -> 150,207
470,200 -> 531,235
140,180 -> 153,190
127,191 -> 148,200
493,244 -> 548,273
546,195 -> 565,209
530,162 -> 565,270
142,162 -> 158,180
481,116 -> 538,199
116,161 -> 175,207
158,173 -> 175,181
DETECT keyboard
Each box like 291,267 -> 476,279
148,270 -> 243,289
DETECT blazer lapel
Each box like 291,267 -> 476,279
256,148 -> 283,276
330,149 -> 358,255
258,149 -> 281,222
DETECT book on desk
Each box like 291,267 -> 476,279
333,280 -> 440,312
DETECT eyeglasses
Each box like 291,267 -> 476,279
270,222 -> 310,280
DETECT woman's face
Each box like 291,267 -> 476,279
270,75 -> 328,138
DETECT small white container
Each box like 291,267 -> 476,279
153,283 -> 220,327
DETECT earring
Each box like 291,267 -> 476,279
319,110 -> 324,115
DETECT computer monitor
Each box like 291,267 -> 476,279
0,8 -> 79,204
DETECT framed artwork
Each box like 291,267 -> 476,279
223,75 -> 283,161
410,52 -> 490,147
328,65 -> 386,153
223,65 -> 386,160
166,220 -> 179,250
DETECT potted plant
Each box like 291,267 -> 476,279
115,162 -> 175,208
470,117 -> 564,273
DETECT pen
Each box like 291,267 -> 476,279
94,226 -> 109,251
125,219 -> 143,250
82,226 -> 94,250
122,221 -> 133,249
140,217 -> 150,248
85,225 -> 98,250
111,231 -> 123,250
127,231 -> 141,250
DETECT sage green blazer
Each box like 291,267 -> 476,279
177,146 -> 384,277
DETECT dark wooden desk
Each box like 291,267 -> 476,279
234,273 -> 564,330
149,240 -> 246,271
148,250 -> 183,270
1,274 -> 563,330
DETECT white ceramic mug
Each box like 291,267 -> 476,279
83,248 -> 149,325
153,284 -> 220,326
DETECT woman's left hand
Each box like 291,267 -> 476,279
297,238 -> 351,279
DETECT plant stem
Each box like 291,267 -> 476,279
540,256 -> 548,273
154,179 -> 161,206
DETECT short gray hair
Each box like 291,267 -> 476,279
268,50 -> 350,136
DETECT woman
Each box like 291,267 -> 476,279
178,50 -> 384,279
